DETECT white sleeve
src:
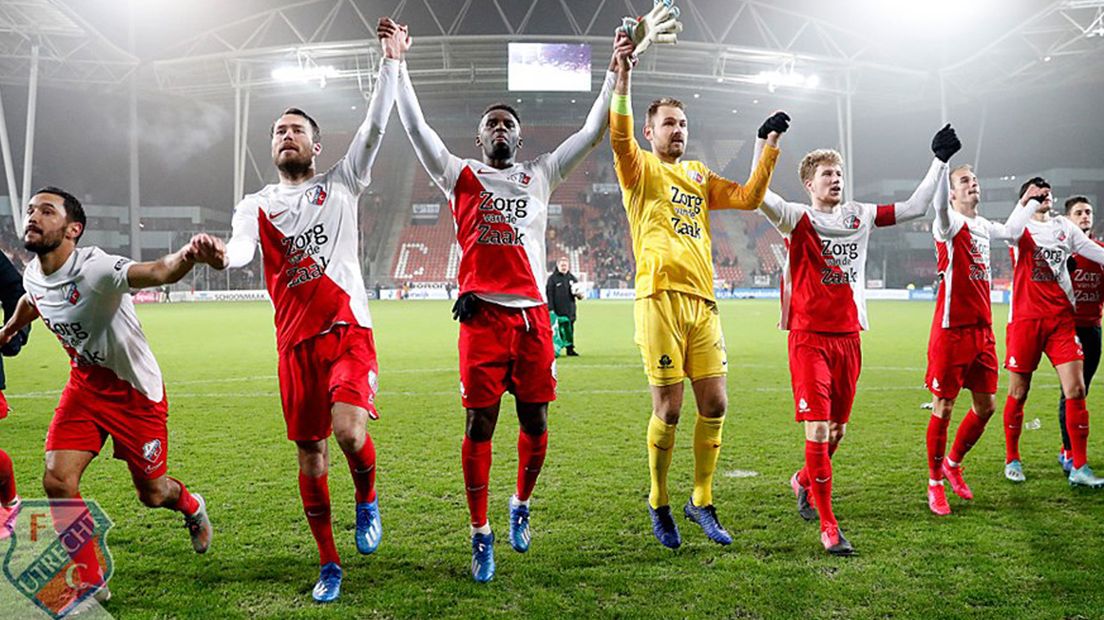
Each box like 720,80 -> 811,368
226,199 -> 260,269
751,138 -> 803,233
1070,224 -> 1104,266
932,164 -> 952,238
335,58 -> 399,189
394,61 -> 462,192
989,200 -> 1035,242
542,71 -> 616,189
888,158 -> 946,224
85,250 -> 133,294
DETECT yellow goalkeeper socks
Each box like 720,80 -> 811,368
691,414 -> 725,507
647,415 -> 678,509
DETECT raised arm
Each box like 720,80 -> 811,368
379,19 -> 458,190
609,48 -> 644,190
339,57 -> 399,187
127,234 -> 225,289
545,33 -> 634,186
932,163 -> 952,236
709,112 -> 786,211
880,125 -> 960,227
989,197 -> 1036,242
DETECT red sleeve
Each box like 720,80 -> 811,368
874,204 -> 896,227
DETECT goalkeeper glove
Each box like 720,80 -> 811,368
757,112 -> 791,140
619,0 -> 683,56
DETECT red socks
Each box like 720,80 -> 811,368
949,408 -> 988,464
1003,395 -> 1025,463
298,472 -> 340,566
50,496 -> 104,588
461,437 -> 492,527
805,440 -> 836,529
516,430 -> 547,502
1066,397 -> 1090,469
0,449 -> 14,505
346,434 -> 377,504
168,477 -> 199,515
926,415 -> 951,481
796,438 -> 840,489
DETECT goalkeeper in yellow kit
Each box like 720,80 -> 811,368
610,37 -> 788,548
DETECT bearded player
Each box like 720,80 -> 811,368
1057,196 -> 1103,475
923,163 -> 1033,514
1002,179 -> 1104,487
211,49 -> 397,603
611,35 -> 784,549
379,17 -> 632,582
750,125 -> 957,554
0,187 -> 218,610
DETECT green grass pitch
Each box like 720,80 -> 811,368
1,299 -> 1102,619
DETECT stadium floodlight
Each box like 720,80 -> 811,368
271,64 -> 338,88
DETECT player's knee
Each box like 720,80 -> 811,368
932,399 -> 954,419
465,408 -> 498,442
333,424 -> 363,454
1066,384 -> 1087,400
699,397 -> 727,419
42,471 -> 78,498
137,485 -> 168,508
805,422 -> 830,443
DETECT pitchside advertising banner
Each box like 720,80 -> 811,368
2,499 -> 115,619
411,203 -> 440,220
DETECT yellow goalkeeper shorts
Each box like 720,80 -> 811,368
634,290 -> 727,387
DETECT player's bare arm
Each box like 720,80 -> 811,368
127,234 -> 226,289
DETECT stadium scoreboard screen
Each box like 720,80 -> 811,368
507,42 -> 591,92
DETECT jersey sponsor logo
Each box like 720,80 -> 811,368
507,171 -> 532,186
43,318 -> 88,342
305,184 -> 327,206
476,225 -> 526,246
669,186 -> 703,211
280,223 -> 330,288
141,439 -> 162,463
478,191 -> 528,219
64,283 -> 80,305
818,240 -> 860,285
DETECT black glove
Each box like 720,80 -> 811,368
931,123 -> 961,163
451,292 -> 480,322
757,111 -> 791,140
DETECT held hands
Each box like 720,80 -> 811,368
931,123 -> 961,163
184,234 -> 227,269
618,0 -> 683,57
758,111 -> 791,145
610,30 -> 638,73
377,17 -> 412,60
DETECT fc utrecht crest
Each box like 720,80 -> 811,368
507,171 -> 532,186
305,184 -> 327,206
64,284 -> 80,306
845,215 -> 862,230
2,499 -> 115,619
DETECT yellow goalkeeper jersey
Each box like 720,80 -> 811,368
610,95 -> 779,301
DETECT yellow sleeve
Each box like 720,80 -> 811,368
706,144 -> 780,211
610,94 -> 643,190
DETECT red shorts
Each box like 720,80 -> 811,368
46,366 -> 169,480
926,324 -> 999,399
278,325 -> 380,442
1005,316 -> 1084,374
458,302 -> 556,409
788,330 -> 862,423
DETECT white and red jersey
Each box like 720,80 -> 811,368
751,144 -> 945,333
395,61 -> 616,308
1071,238 -> 1104,327
1008,213 -> 1104,322
225,59 -> 397,352
930,200 -> 1032,329
23,247 -> 164,402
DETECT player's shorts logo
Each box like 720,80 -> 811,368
1008,356 -> 1018,368
931,378 -> 940,391
798,398 -> 811,413
305,184 -> 327,206
142,439 -> 163,463
658,354 -> 674,369
2,498 -> 115,619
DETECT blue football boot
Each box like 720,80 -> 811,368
648,504 -> 681,549
355,498 -> 382,554
312,562 -> 342,603
471,531 -> 496,583
508,496 -> 531,553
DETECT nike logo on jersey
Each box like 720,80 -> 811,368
477,168 -> 496,175
269,209 -> 288,219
